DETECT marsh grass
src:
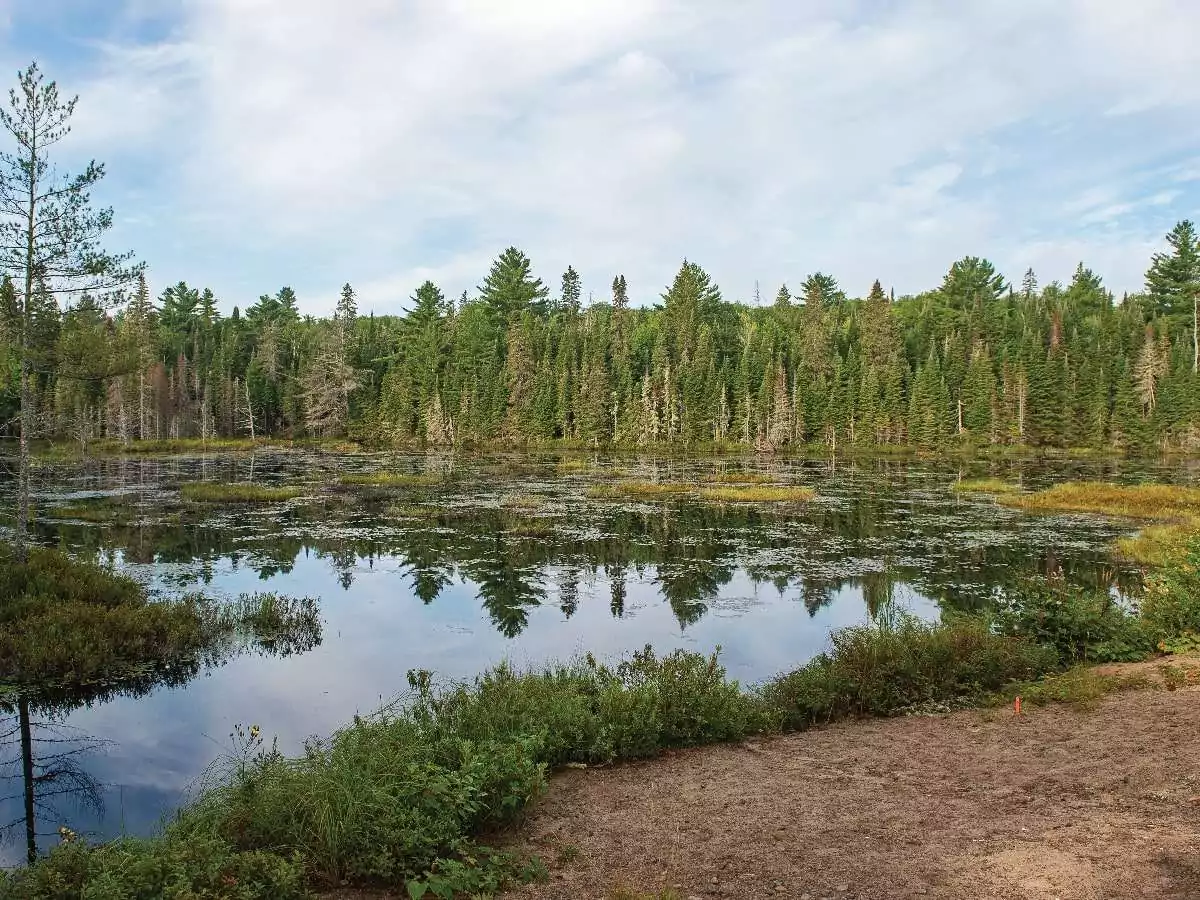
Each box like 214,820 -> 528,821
951,477 -> 1021,494
997,666 -> 1151,710
337,472 -> 444,488
704,472 -> 776,485
52,497 -> 132,523
555,458 -> 590,474
180,483 -> 307,503
506,520 -> 558,539
586,480 -> 695,499
1003,481 -> 1200,565
1000,481 -> 1200,519
699,485 -> 814,503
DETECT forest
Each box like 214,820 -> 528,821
4,224 -> 1198,455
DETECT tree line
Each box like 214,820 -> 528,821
4,224 -> 1199,455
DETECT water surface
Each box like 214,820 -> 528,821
1,451 -> 1187,862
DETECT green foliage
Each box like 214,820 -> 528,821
180,483 -> 307,503
336,472 -> 443,488
175,647 -> 762,888
0,546 -> 211,693
951,477 -> 1020,494
0,833 -> 306,900
698,485 -> 814,503
1000,666 -> 1150,710
992,579 -> 1155,663
760,617 -> 1057,729
1140,534 -> 1200,642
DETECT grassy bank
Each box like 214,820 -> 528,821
1000,481 -> 1200,565
4,539 -> 1200,899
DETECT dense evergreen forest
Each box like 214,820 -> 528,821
2,222 -> 1199,454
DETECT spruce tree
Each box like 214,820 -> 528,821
479,247 -> 549,323
560,266 -> 581,315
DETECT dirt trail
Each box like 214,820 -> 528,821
507,686 -> 1200,900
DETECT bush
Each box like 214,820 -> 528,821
761,616 -> 1057,730
179,648 -> 764,887
0,833 -> 306,900
992,579 -> 1155,664
1140,535 -> 1200,644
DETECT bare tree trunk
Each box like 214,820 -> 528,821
138,366 -> 148,440
16,358 -> 32,562
19,696 -> 36,864
245,379 -> 256,442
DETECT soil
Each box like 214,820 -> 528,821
330,673 -> 1200,900
507,683 -> 1200,900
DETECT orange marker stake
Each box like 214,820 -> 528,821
1014,696 -> 1022,716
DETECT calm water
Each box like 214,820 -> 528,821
1,451 -> 1191,863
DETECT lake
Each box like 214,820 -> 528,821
0,451 -> 1188,863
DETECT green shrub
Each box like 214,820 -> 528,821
0,833 -> 306,900
992,579 -> 1154,664
179,647 -> 763,887
761,616 -> 1057,729
1140,535 -> 1200,643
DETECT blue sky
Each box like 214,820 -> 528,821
2,0 -> 1199,316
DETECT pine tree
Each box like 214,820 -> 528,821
611,274 -> 628,311
479,247 -> 549,323
559,266 -> 581,315
1145,220 -> 1200,371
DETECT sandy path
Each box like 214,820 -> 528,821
506,687 -> 1200,900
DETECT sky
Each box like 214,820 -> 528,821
2,0 -> 1199,316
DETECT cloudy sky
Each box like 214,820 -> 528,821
4,0 -> 1199,315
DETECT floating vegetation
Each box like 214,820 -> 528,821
951,478 -> 1021,494
1114,524 -> 1193,567
387,503 -> 439,519
1002,481 -> 1200,565
180,483 -> 307,503
555,458 -> 590,474
506,520 -> 558,539
337,472 -> 443,488
704,472 -> 776,485
51,497 -> 132,522
1000,481 -> 1200,519
586,480 -> 695,499
699,485 -> 814,503
501,492 -> 545,509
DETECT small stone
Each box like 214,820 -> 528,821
836,887 -> 849,894
711,876 -> 719,884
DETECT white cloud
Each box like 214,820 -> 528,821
32,0 -> 1200,312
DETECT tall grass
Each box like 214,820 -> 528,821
699,485 -> 814,503
1002,481 -> 1200,565
704,472 -> 776,485
951,477 -> 1020,494
180,483 -> 307,503
585,481 -> 695,499
336,472 -> 443,488
1001,481 -> 1200,519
